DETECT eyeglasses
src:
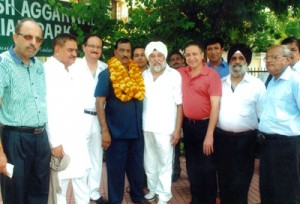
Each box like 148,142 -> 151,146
264,55 -> 286,61
86,44 -> 102,50
18,33 -> 44,44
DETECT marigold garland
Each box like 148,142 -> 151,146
108,56 -> 145,102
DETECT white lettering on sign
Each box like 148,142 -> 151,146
0,0 -> 4,14
30,1 -> 41,19
0,18 -> 15,36
42,4 -> 52,21
0,0 -> 16,15
0,0 -> 93,56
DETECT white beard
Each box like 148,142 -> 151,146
230,64 -> 247,77
151,61 -> 167,73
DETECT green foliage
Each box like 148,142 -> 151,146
45,0 -> 300,58
126,0 -> 300,52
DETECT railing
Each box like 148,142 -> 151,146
248,67 -> 268,78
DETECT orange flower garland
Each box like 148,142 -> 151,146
108,56 -> 145,102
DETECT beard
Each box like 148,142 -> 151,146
230,63 -> 247,77
151,61 -> 167,73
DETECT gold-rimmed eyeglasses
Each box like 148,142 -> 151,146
18,33 -> 44,44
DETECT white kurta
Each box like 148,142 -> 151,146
142,66 -> 182,202
45,57 -> 91,179
70,57 -> 107,200
142,66 -> 182,134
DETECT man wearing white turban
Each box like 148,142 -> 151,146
143,41 -> 183,204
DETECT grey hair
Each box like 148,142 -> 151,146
281,45 -> 291,57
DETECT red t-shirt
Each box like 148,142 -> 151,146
178,64 -> 222,119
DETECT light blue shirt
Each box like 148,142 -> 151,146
258,67 -> 300,136
207,58 -> 229,78
0,47 -> 47,127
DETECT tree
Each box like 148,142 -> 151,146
45,0 -> 300,58
126,0 -> 300,52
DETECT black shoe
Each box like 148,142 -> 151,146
132,199 -> 151,204
92,197 -> 110,204
172,173 -> 180,182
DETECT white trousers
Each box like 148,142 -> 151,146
84,113 -> 103,200
144,131 -> 173,202
57,171 -> 89,204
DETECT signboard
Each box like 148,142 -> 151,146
0,0 -> 93,56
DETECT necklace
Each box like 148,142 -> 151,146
108,57 -> 145,102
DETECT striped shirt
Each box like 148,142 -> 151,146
0,47 -> 47,127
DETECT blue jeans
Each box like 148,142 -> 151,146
182,118 -> 217,204
106,136 -> 145,204
1,127 -> 51,204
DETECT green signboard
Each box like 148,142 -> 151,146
0,0 -> 93,56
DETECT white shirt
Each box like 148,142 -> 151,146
44,57 -> 91,179
292,60 -> 300,73
217,73 -> 266,132
143,66 -> 182,134
71,57 -> 107,111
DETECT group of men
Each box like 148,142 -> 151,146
0,19 -> 108,204
0,17 -> 300,204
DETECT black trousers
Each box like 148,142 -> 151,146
259,133 -> 300,204
173,138 -> 181,177
183,118 -> 217,204
1,127 -> 51,204
215,128 -> 256,204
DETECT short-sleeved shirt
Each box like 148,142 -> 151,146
0,47 -> 47,126
258,67 -> 300,136
94,68 -> 143,139
142,66 -> 182,134
207,58 -> 229,78
178,64 -> 222,120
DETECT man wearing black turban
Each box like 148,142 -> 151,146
215,43 -> 266,204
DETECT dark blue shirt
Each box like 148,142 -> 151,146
94,69 -> 143,139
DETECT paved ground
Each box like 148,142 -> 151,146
0,157 -> 260,203
67,157 -> 261,204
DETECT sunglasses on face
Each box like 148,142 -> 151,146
18,33 -> 44,44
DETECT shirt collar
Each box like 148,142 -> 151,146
183,63 -> 210,77
292,60 -> 300,72
224,72 -> 251,84
277,66 -> 293,81
9,46 -> 36,65
207,58 -> 227,68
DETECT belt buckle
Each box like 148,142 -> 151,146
257,132 -> 266,145
34,127 -> 44,135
